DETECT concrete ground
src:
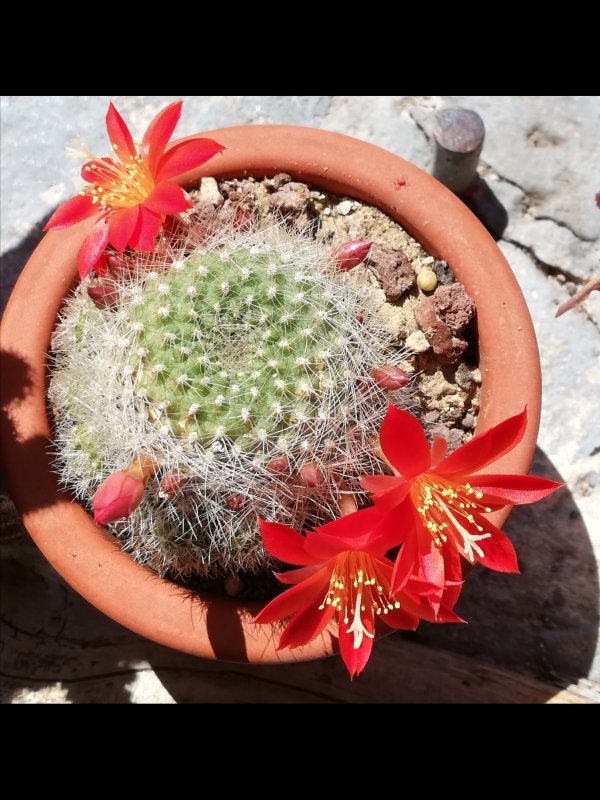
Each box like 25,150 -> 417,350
1,96 -> 599,703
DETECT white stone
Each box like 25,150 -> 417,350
199,177 -> 223,206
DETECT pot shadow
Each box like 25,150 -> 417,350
409,446 -> 599,684
1,215 -> 49,317
0,350 -> 59,516
459,178 -> 509,241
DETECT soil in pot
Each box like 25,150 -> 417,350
49,173 -> 480,603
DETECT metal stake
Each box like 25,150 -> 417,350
433,108 -> 485,196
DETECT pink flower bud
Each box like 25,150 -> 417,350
372,365 -> 410,390
226,494 -> 244,511
298,462 -> 324,488
267,455 -> 290,474
233,208 -> 252,232
160,472 -> 189,495
93,470 -> 146,525
331,240 -> 373,272
88,285 -> 118,309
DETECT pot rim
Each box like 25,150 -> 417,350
0,124 -> 541,663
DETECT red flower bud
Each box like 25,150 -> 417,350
93,470 -> 146,525
88,285 -> 118,309
267,455 -> 290,474
298,462 -> 324,488
372,365 -> 410,390
160,472 -> 189,495
233,208 -> 252,232
331,240 -> 373,272
226,494 -> 244,511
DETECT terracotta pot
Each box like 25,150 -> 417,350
0,125 -> 541,663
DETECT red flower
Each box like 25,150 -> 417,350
254,507 -> 461,678
45,100 -> 225,279
361,405 -> 563,594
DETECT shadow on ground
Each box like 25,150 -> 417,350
412,447 -> 599,683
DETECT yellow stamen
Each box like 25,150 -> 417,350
319,551 -> 400,650
410,474 -> 493,562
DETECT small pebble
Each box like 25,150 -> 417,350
433,260 -> 455,286
417,268 -> 438,292
336,200 -> 354,216
455,363 -> 477,392
406,330 -> 431,354
462,412 -> 476,430
199,177 -> 224,207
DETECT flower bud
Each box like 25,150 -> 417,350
331,240 -> 373,272
267,455 -> 290,474
160,471 -> 189,495
93,470 -> 146,525
372,365 -> 410,390
226,494 -> 244,511
88,285 -> 118,309
298,462 -> 324,488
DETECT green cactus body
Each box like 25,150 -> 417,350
50,225 -> 410,578
130,250 -> 354,450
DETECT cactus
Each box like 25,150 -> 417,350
50,220 -> 412,578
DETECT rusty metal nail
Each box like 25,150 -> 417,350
433,108 -> 485,196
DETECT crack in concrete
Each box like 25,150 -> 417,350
482,163 -> 598,247
532,215 -> 598,244
504,237 -> 585,285
406,109 -> 432,146
504,237 -> 600,332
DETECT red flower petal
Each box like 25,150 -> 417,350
106,102 -> 137,163
360,475 -> 410,511
274,565 -> 322,585
420,538 -> 446,589
143,182 -> 192,215
438,543 -> 463,610
304,507 -> 391,559
77,219 -> 110,279
253,568 -> 328,625
108,207 -> 140,253
379,404 -> 432,479
433,605 -> 465,623
258,518 -> 315,566
129,206 -> 162,252
429,436 -> 448,469
398,583 -> 460,623
45,194 -> 98,230
468,473 -> 563,505
303,531 -> 353,562
81,157 -> 119,186
474,516 -> 519,573
391,526 -> 419,594
338,616 -> 374,678
155,138 -> 226,183
278,603 -> 335,650
371,508 -> 410,553
382,607 -> 420,631
142,100 -> 183,173
436,408 -> 528,478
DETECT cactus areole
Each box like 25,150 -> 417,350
0,125 -> 541,662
